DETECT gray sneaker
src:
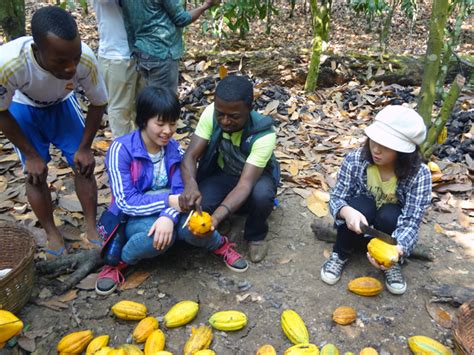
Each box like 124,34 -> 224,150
320,252 -> 347,285
383,264 -> 407,295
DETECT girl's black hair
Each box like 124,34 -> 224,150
362,139 -> 422,180
135,86 -> 180,129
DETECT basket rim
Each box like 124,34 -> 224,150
0,222 -> 36,287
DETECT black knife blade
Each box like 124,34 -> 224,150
360,222 -> 397,245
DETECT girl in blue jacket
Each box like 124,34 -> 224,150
96,86 -> 248,295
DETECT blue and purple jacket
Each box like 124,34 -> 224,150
105,129 -> 184,224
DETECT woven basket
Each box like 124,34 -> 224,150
453,300 -> 474,355
0,223 -> 36,313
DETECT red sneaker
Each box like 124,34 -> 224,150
213,236 -> 249,272
95,262 -> 127,296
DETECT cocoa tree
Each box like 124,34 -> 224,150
0,0 -> 25,42
304,0 -> 332,92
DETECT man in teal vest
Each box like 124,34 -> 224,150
180,76 -> 279,263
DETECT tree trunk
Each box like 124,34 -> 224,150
0,0 -> 25,42
421,75 -> 465,160
305,0 -> 331,92
417,0 -> 450,127
435,0 -> 466,100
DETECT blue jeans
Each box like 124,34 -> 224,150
121,212 -> 222,265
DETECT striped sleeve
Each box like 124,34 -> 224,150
393,164 -> 432,256
0,57 -> 21,111
106,140 -> 171,216
77,43 -> 108,106
159,207 -> 180,224
329,150 -> 360,225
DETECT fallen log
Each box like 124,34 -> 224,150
310,220 -> 435,261
191,49 -> 473,88
36,249 -> 103,295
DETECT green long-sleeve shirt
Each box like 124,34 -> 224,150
121,0 -> 192,60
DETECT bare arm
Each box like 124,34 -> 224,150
188,0 -> 220,22
0,110 -> 47,185
179,135 -> 209,211
211,163 -> 264,227
74,104 -> 106,177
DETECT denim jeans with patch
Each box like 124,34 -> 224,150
134,51 -> 179,93
121,213 -> 222,265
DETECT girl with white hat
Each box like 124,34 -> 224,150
320,105 -> 432,295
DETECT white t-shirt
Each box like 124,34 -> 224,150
148,150 -> 168,190
93,0 -> 131,60
0,37 -> 108,111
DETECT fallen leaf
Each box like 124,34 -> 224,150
434,223 -> 445,234
17,336 -> 36,353
92,140 -> 111,151
32,298 -> 69,311
263,100 -> 280,115
425,301 -> 453,328
218,65 -> 228,79
76,273 -> 98,290
307,189 -> 329,217
58,194 -> 82,212
57,289 -> 78,302
121,271 -> 151,290
288,161 -> 299,176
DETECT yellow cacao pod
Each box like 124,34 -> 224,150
257,344 -> 277,355
407,335 -> 451,354
57,330 -> 94,353
112,300 -> 147,320
188,211 -> 213,235
95,347 -> 114,355
0,310 -> 24,343
144,329 -> 166,354
195,350 -> 216,355
281,309 -> 310,345
348,277 -> 383,296
332,306 -> 357,325
109,350 -> 127,355
86,335 -> 110,355
437,127 -> 447,145
359,348 -> 378,355
133,316 -> 159,343
367,238 -> 399,268
428,161 -> 442,173
120,344 -> 144,355
285,343 -> 320,354
164,300 -> 199,328
209,310 -> 247,331
321,343 -> 339,355
344,353 -> 354,355
183,325 -> 213,355
153,352 -> 173,355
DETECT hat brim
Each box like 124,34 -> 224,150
365,122 -> 416,153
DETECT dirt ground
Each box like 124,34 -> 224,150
10,192 -> 471,354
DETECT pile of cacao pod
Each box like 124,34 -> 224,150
3,296 -> 453,354
54,299 -> 248,354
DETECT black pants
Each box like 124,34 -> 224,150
334,195 -> 402,260
199,169 -> 277,241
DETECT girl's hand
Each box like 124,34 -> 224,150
367,245 -> 404,270
168,194 -> 182,212
148,216 -> 174,250
340,206 -> 368,234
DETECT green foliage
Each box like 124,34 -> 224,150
203,0 -> 278,38
59,0 -> 88,15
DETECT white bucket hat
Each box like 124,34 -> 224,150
364,105 -> 426,153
